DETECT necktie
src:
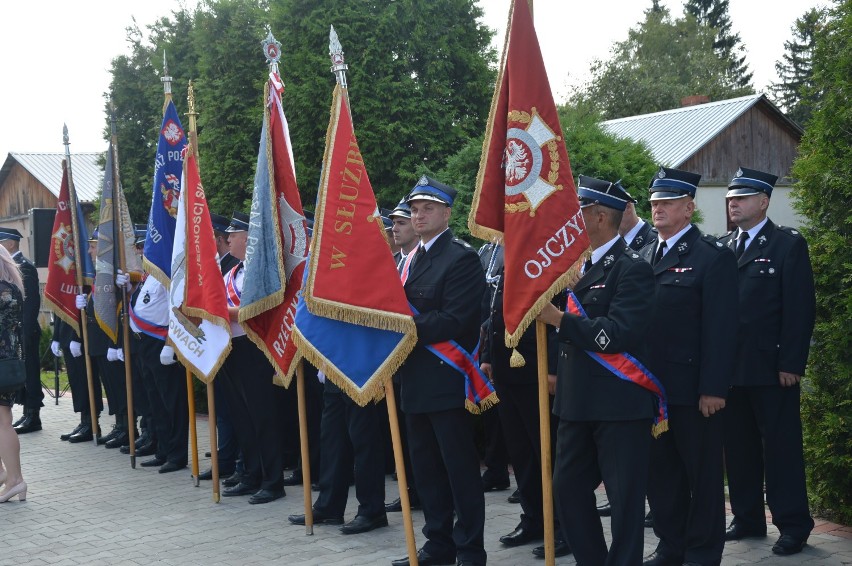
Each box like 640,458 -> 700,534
583,258 -> 592,274
653,240 -> 667,265
412,245 -> 426,269
735,231 -> 749,259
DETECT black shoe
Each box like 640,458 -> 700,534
532,540 -> 571,558
507,489 -> 521,504
135,442 -> 157,457
159,461 -> 187,474
60,422 -> 85,441
134,431 -> 152,449
482,474 -> 510,492
12,413 -> 26,428
385,497 -> 422,512
97,425 -> 120,445
644,510 -> 654,528
597,502 -> 612,517
288,509 -> 344,525
105,429 -> 131,449
500,525 -> 543,546
772,534 -> 807,555
391,548 -> 456,566
724,522 -> 767,541
282,472 -> 303,486
340,513 -> 388,534
641,550 -> 682,566
311,482 -> 320,492
249,488 -> 286,504
222,471 -> 242,488
222,482 -> 259,497
140,456 -> 167,468
68,423 -> 95,443
197,467 -> 232,481
14,413 -> 42,434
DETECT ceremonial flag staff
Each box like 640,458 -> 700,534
108,108 -> 140,467
327,24 -> 420,564
183,79 -> 212,493
62,126 -> 100,444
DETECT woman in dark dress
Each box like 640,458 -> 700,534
0,245 -> 27,502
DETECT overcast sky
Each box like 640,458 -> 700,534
0,0 -> 825,159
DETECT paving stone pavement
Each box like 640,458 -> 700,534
4,400 -> 851,565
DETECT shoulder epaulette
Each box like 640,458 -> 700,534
701,233 -> 727,251
453,238 -> 473,250
776,225 -> 804,239
622,246 -> 643,261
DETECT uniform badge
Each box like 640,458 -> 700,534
595,329 -> 610,351
143,292 -> 151,305
678,241 -> 688,253
603,254 -> 614,267
634,236 -> 644,246
768,268 -> 775,274
667,267 -> 693,273
758,235 -> 767,244
791,229 -> 799,235
715,241 -> 723,248
736,168 -> 744,177
631,253 -> 639,259
417,175 -> 429,186
590,284 -> 606,290
657,167 -> 666,179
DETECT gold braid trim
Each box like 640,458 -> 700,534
652,419 -> 669,439
291,326 -> 417,408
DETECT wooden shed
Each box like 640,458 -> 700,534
602,93 -> 803,236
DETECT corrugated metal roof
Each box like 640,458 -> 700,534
601,94 -> 774,167
1,152 -> 103,203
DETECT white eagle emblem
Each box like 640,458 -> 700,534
504,108 -> 562,212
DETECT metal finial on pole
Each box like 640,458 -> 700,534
161,51 -> 173,97
329,25 -> 348,90
186,80 -> 199,156
262,31 -> 282,75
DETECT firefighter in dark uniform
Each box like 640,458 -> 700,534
537,176 -> 657,565
53,316 -> 103,442
639,167 -> 738,566
479,241 -> 558,554
0,228 -> 43,434
218,212 -> 287,504
618,193 -> 657,251
391,176 -> 487,566
721,168 -> 815,556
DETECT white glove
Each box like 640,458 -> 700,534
75,294 -> 87,310
69,341 -> 82,358
115,269 -> 131,291
50,341 -> 62,357
116,349 -> 124,362
160,345 -> 177,366
107,348 -> 119,362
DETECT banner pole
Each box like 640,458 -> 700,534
385,381 -> 419,565
296,360 -> 314,534
536,321 -> 556,566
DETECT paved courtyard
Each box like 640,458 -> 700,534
4,398 -> 851,565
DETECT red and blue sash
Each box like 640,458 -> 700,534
225,264 -> 242,307
406,302 -> 497,414
565,290 -> 668,437
128,303 -> 168,340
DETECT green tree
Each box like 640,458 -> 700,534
582,4 -> 753,119
685,0 -> 753,88
270,0 -> 496,209
792,0 -> 852,525
770,7 -> 826,127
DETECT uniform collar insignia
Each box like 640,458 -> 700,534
715,241 -> 723,247
603,254 -> 614,267
634,236 -> 644,245
677,241 -> 688,253
758,234 -> 767,244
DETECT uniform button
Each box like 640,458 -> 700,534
675,279 -> 680,283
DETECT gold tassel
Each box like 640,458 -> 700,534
509,348 -> 526,368
651,419 -> 669,439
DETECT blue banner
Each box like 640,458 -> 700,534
143,99 -> 187,284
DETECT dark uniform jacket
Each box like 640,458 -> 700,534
639,225 -> 738,405
219,252 -> 240,276
85,292 -> 116,357
13,252 -> 40,336
399,230 -> 486,414
626,221 -> 656,251
478,243 -> 538,385
53,317 -> 81,347
554,239 -> 656,421
720,219 -> 815,386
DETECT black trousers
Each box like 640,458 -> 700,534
94,355 -> 128,417
20,329 -> 44,409
647,405 -> 726,565
407,408 -> 486,565
481,404 -> 509,481
494,380 -> 556,531
724,384 -> 813,540
64,347 -> 103,415
314,385 -> 385,518
137,334 -> 188,465
554,418 -> 650,566
219,336 -> 286,491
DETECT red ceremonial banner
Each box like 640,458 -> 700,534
469,0 -> 589,348
43,160 -> 86,332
